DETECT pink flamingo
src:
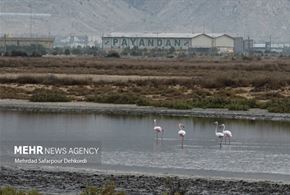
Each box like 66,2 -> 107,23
178,123 -> 186,149
220,124 -> 232,145
214,121 -> 224,148
153,119 -> 164,142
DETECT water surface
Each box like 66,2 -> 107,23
1,111 -> 290,181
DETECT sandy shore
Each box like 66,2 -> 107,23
1,166 -> 290,194
0,99 -> 289,122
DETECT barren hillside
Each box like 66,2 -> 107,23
1,0 -> 290,42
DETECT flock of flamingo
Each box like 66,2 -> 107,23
153,119 -> 232,149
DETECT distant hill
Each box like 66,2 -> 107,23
1,0 -> 290,42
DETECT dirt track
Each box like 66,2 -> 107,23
0,73 -> 190,82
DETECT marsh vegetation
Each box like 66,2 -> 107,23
0,57 -> 289,112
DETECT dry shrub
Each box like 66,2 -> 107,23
0,86 -> 28,99
0,75 -> 93,85
251,76 -> 289,91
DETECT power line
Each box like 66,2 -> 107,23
0,13 -> 51,17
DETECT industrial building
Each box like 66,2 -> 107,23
102,32 -> 236,53
0,35 -> 55,49
253,43 -> 290,53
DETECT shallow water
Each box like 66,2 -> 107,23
1,111 -> 290,181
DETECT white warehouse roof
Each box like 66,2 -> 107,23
207,33 -> 233,38
104,32 -> 202,38
103,32 -> 234,39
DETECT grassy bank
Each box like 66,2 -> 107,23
25,87 -> 289,113
0,78 -> 288,112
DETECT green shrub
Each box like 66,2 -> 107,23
86,93 -> 258,110
64,48 -> 71,55
106,51 -> 120,58
86,93 -> 145,105
31,51 -> 42,57
80,186 -> 98,195
0,186 -> 41,195
86,93 -> 193,109
228,99 -> 257,110
158,100 -> 192,109
227,103 -> 249,111
192,96 -> 256,111
80,182 -> 125,195
192,96 -> 230,108
2,44 -> 47,57
242,55 -> 254,61
266,99 -> 290,113
10,50 -> 28,57
135,97 -> 151,106
30,88 -> 70,102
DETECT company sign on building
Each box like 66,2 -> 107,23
102,32 -> 235,53
102,33 -> 197,50
103,37 -> 191,49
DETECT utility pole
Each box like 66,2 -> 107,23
269,35 -> 272,52
0,0 -> 2,35
101,32 -> 103,51
1,0 -> 7,55
4,34 -> 6,54
29,3 -> 32,38
192,24 -> 194,34
247,35 -> 251,55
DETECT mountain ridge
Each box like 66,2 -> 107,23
0,0 -> 290,42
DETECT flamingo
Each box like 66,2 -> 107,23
153,119 -> 164,142
214,121 -> 224,148
178,123 -> 186,149
220,124 -> 232,145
